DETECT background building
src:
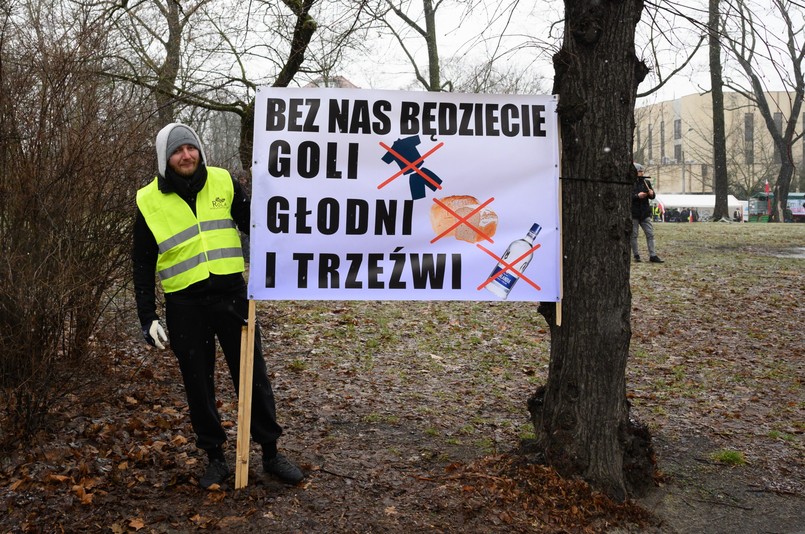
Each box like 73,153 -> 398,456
634,92 -> 803,198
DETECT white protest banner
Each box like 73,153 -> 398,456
248,87 -> 561,302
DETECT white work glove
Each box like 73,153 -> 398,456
142,320 -> 168,349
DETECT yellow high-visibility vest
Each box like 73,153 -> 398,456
136,167 -> 244,293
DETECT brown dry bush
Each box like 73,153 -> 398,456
0,1 -> 153,450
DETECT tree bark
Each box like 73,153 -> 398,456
240,0 -> 317,169
154,0 -> 183,124
530,0 -> 654,501
423,0 -> 441,91
709,0 -> 729,221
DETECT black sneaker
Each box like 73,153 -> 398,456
634,255 -> 642,262
199,459 -> 230,489
263,454 -> 304,484
649,255 -> 664,263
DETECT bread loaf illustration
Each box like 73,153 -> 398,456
430,195 -> 498,243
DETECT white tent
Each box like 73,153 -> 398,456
653,194 -> 745,221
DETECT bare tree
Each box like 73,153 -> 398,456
722,105 -> 779,197
365,0 -> 540,93
112,0 -> 215,124
373,0 -> 445,91
441,57 -> 549,94
104,0 -> 323,168
722,0 -> 804,220
0,0 -> 153,444
709,0 -> 731,220
296,1 -> 379,89
362,0 -> 446,91
635,4 -> 707,101
529,0 -> 655,500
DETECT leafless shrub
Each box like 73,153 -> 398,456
0,0 -> 154,450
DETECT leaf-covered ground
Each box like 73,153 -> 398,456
2,222 -> 803,533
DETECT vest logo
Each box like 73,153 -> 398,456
211,197 -> 228,209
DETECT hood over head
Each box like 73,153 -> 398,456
155,123 -> 206,178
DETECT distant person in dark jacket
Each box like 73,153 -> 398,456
631,163 -> 663,263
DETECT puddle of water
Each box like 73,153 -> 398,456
772,247 -> 805,259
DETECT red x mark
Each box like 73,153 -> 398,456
377,141 -> 444,190
476,243 -> 542,292
430,197 -> 496,244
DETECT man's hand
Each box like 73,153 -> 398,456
143,320 -> 168,349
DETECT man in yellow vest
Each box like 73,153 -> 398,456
133,123 -> 304,489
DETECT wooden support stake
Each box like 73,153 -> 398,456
556,115 -> 564,328
235,299 -> 256,489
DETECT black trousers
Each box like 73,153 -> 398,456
165,289 -> 283,453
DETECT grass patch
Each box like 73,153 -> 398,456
768,430 -> 797,443
710,449 -> 747,466
287,358 -> 308,372
363,413 -> 400,425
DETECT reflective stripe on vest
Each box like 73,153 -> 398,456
136,167 -> 245,293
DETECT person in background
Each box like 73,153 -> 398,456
132,123 -> 304,489
631,163 -> 663,263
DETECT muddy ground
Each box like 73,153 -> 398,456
2,223 -> 803,533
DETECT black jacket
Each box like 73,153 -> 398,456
132,164 -> 251,328
631,177 -> 655,220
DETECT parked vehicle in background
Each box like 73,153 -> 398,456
749,192 -> 805,222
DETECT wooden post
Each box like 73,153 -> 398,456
556,142 -> 563,328
235,299 -> 256,489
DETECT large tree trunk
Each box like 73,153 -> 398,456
709,0 -> 730,221
772,162 -> 796,222
530,0 -> 655,501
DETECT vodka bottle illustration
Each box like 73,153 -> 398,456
486,223 -> 542,299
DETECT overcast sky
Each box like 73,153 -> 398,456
336,0 -> 795,105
